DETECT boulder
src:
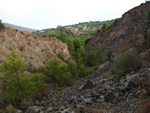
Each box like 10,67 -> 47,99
104,91 -> 115,102
79,80 -> 95,90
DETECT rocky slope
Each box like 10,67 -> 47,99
85,2 -> 150,56
0,27 -> 71,70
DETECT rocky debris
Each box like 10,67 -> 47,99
24,57 -> 150,112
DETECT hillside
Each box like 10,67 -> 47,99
0,2 -> 150,113
34,19 -> 115,38
85,2 -> 150,56
22,2 -> 150,113
3,22 -> 37,33
0,27 -> 71,71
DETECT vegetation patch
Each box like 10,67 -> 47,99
110,50 -> 141,80
0,50 -> 46,108
122,48 -> 128,53
148,12 -> 150,19
0,20 -> 5,30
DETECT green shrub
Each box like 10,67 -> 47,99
58,51 -> 64,60
122,48 -> 128,53
109,67 -> 117,75
87,50 -> 96,66
101,22 -> 108,30
128,38 -> 133,43
48,32 -> 57,37
0,20 -> 5,30
113,51 -> 141,80
68,61 -> 77,76
79,46 -> 86,60
107,48 -> 112,60
0,50 -> 46,107
46,59 -> 72,87
96,47 -> 103,64
148,12 -> 150,19
31,73 -> 47,92
78,64 -> 88,77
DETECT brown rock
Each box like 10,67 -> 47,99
104,91 -> 115,102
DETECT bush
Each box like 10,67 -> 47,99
148,12 -> 150,19
68,61 -> 77,76
96,47 -> 103,64
58,51 -> 64,60
87,51 -> 96,66
78,64 -> 88,77
46,59 -> 72,87
101,22 -> 108,30
107,48 -> 112,60
0,20 -> 5,30
48,32 -> 57,37
31,73 -> 47,92
112,51 -> 141,80
0,50 -> 46,107
122,48 -> 128,53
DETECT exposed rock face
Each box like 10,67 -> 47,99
0,27 -> 71,70
85,2 -> 150,55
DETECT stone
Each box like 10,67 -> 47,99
120,78 -> 125,85
103,84 -> 110,90
80,80 -> 95,90
119,86 -> 125,91
70,96 -> 78,104
77,105 -> 85,109
34,100 -> 40,106
26,106 -> 42,113
104,91 -> 115,102
15,110 -> 23,113
46,107 -> 53,112
84,98 -> 92,105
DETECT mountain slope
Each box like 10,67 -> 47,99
0,27 -> 71,71
34,19 -> 115,38
85,2 -> 150,56
3,22 -> 37,33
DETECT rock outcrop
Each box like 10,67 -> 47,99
0,27 -> 71,70
85,2 -> 150,56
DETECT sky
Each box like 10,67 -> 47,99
0,0 -> 145,30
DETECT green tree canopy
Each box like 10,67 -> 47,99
107,48 -> 112,60
0,50 -> 46,107
96,47 -> 103,63
46,59 -> 72,87
87,50 -> 96,66
57,32 -> 68,43
68,61 -> 77,76
66,38 -> 74,55
73,38 -> 81,51
101,22 -> 108,30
